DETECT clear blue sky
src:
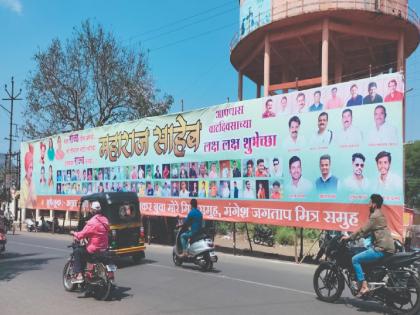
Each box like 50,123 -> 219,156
0,0 -> 419,154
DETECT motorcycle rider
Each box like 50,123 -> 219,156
70,201 -> 109,283
342,194 -> 394,296
179,199 -> 203,257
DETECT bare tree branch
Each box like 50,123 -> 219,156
24,20 -> 173,139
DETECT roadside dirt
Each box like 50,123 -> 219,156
214,232 -> 321,263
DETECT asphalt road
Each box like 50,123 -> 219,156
0,232 -> 391,315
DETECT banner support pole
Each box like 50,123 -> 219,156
294,227 -> 298,263
233,222 -> 236,256
245,223 -> 253,253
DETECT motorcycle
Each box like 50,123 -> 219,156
63,241 -> 117,300
315,231 -> 406,263
253,225 -> 274,247
313,235 -> 420,315
0,229 -> 6,254
5,218 -> 15,235
172,225 -> 218,271
25,218 -> 39,232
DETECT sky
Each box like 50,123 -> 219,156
0,0 -> 419,155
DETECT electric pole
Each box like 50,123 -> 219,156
2,77 -> 22,199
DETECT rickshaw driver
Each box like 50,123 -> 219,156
70,201 -> 110,283
178,199 -> 203,257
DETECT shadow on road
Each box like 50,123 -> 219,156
333,297 -> 391,314
109,286 -> 132,301
180,264 -> 221,274
115,258 -> 158,269
0,252 -> 39,260
0,253 -> 59,282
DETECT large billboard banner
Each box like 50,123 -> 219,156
20,73 -> 405,235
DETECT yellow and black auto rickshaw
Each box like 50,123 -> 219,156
78,192 -> 146,263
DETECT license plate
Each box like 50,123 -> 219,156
106,264 -> 117,272
209,251 -> 216,257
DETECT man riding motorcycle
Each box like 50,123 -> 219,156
179,199 -> 203,257
342,194 -> 395,297
70,201 -> 109,283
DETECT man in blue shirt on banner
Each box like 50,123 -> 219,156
309,90 -> 323,112
179,199 -> 203,257
315,154 -> 339,194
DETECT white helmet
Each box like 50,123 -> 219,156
91,201 -> 102,213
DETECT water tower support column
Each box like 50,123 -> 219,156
238,71 -> 243,101
397,31 -> 405,72
321,18 -> 329,86
264,34 -> 271,96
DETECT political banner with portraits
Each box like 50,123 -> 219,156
20,73 -> 405,235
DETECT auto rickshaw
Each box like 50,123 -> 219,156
78,192 -> 146,263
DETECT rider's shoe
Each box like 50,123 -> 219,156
71,273 -> 84,284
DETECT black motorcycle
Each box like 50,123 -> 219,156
253,225 -> 274,247
63,241 -> 116,300
313,235 -> 420,314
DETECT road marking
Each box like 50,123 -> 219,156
148,263 -> 315,297
8,241 -> 69,253
9,240 -> 315,297
148,244 -> 316,269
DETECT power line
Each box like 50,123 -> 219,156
149,22 -> 236,52
139,7 -> 237,44
124,2 -> 236,43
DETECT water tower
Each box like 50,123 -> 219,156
231,0 -> 420,99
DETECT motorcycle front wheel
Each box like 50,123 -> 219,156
313,263 -> 344,303
253,235 -> 261,245
63,261 -> 77,292
386,274 -> 420,315
173,252 -> 183,266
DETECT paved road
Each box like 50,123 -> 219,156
0,232 -> 390,315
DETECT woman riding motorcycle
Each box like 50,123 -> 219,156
342,194 -> 395,296
70,201 -> 109,283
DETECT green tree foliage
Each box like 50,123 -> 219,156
23,20 -> 173,139
405,141 -> 420,209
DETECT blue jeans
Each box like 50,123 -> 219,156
180,230 -> 193,252
352,248 -> 385,282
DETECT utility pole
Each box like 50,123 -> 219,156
181,99 -> 184,112
2,77 -> 22,199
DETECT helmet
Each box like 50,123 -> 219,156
90,201 -> 102,214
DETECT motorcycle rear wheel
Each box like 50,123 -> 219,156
386,275 -> 420,315
253,235 -> 261,245
93,264 -> 113,301
313,263 -> 344,303
63,261 -> 77,292
200,254 -> 213,272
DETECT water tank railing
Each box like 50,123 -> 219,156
231,0 -> 419,51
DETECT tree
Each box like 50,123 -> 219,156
405,141 -> 420,209
23,20 -> 173,138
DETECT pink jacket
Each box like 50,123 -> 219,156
74,214 -> 109,254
